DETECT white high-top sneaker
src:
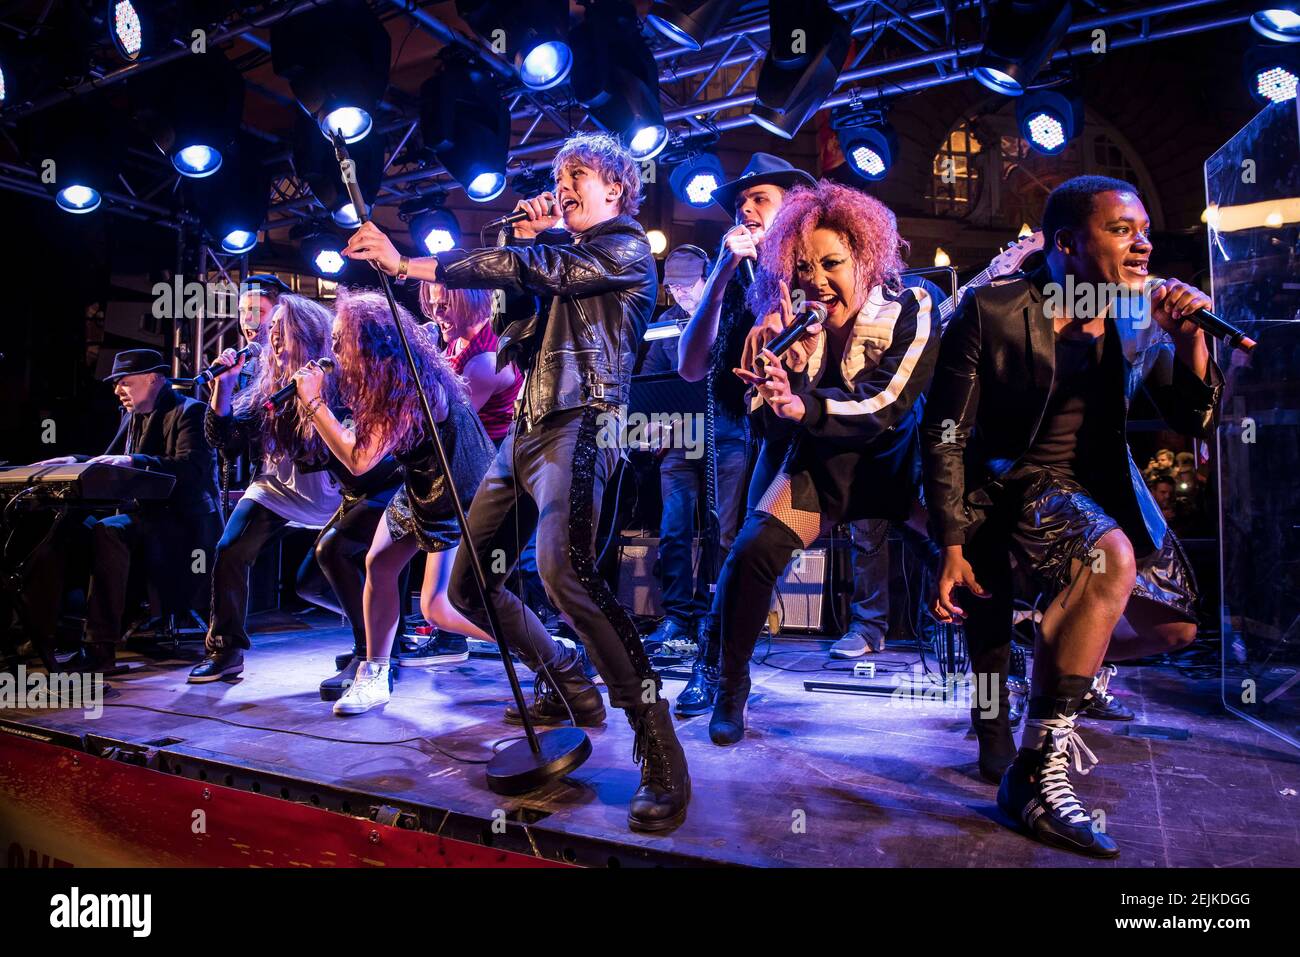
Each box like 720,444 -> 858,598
333,660 -> 390,715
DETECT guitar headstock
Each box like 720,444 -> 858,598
988,230 -> 1045,278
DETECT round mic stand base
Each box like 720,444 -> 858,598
486,726 -> 592,796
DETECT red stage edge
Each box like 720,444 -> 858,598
0,726 -> 570,869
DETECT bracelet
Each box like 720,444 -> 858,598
300,395 -> 325,418
396,255 -> 410,281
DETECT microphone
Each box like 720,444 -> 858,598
759,301 -> 828,365
1148,278 -> 1256,353
483,199 -> 556,232
262,357 -> 336,413
194,342 -> 262,384
742,259 -> 756,285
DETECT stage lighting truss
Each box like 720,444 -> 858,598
749,0 -> 851,139
420,50 -> 511,202
668,151 -> 726,206
271,0 -> 391,144
1016,86 -> 1083,155
1246,44 -> 1300,104
648,0 -> 741,52
456,0 -> 573,92
973,0 -> 1074,96
570,2 -> 669,160
1251,5 -> 1300,43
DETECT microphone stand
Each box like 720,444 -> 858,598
331,132 -> 589,794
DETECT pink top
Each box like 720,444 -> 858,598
445,322 -> 522,442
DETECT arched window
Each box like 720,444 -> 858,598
929,103 -> 1162,230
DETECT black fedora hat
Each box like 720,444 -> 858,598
711,153 -> 817,212
104,349 -> 169,382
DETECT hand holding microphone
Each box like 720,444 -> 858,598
490,192 -> 558,239
1147,277 -> 1256,353
264,358 -> 336,413
198,342 -> 261,386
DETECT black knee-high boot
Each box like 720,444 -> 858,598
709,512 -> 806,745
968,640 -> 1014,783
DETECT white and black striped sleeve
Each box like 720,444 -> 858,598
794,286 -> 938,443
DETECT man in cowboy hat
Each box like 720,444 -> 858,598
673,153 -> 816,716
27,349 -> 219,673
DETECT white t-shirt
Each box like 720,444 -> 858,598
242,450 -> 342,528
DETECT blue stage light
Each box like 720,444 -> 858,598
669,152 -> 726,207
1245,44 -> 1300,104
1017,88 -> 1083,155
466,171 -> 506,202
319,106 -> 372,144
332,202 -> 361,228
1251,7 -> 1300,43
974,66 -> 1022,96
172,144 -> 223,178
314,249 -> 345,275
56,184 -> 101,214
1256,63 -> 1299,101
222,229 -> 257,254
839,125 -> 898,181
520,41 -> 572,90
629,124 -> 668,160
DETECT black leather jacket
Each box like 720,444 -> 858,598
435,214 -> 657,431
921,268 -> 1223,557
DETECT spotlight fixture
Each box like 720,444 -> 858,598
302,229 -> 349,277
973,1 -> 1073,96
35,102 -> 123,215
456,0 -> 574,91
271,0 -> 391,143
412,208 -> 461,255
1016,87 -> 1083,154
1251,5 -> 1300,43
646,229 -> 668,256
293,111 -> 383,228
187,135 -> 271,256
648,0 -> 741,52
669,151 -> 726,206
108,0 -> 144,62
1246,44 -> 1299,104
749,0 -> 850,139
570,1 -> 669,160
420,50 -> 510,202
133,50 -> 244,179
832,107 -> 897,181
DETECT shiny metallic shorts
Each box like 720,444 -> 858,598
1011,468 -> 1198,621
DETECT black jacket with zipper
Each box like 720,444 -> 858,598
434,213 -> 657,431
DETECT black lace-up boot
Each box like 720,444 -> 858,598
504,656 -> 606,727
997,676 -> 1120,859
627,699 -> 691,832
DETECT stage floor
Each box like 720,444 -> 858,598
5,612 -> 1300,867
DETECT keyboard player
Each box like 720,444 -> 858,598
24,349 -> 219,673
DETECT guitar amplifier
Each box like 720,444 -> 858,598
770,547 -> 829,633
615,534 -> 832,633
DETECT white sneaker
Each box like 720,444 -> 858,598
333,660 -> 390,715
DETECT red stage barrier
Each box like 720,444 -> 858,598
0,731 -> 568,868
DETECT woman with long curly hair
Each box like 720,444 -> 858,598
292,288 -> 497,715
195,293 -> 401,683
707,181 -> 940,744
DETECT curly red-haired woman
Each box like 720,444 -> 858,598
293,288 -> 496,715
709,181 -> 940,745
